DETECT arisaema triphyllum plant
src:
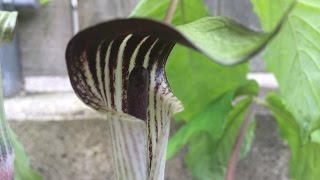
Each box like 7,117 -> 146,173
65,1 -> 292,179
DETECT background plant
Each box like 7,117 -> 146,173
0,11 -> 42,180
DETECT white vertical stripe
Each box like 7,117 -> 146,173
143,39 -> 159,68
161,94 -> 166,130
117,120 -> 134,179
148,65 -> 157,162
109,119 -> 120,180
115,34 -> 132,112
123,123 -> 145,179
148,118 -> 170,180
113,119 -> 127,179
155,87 -> 162,139
110,117 -> 148,180
104,41 -> 114,108
129,36 -> 149,73
96,45 -> 107,104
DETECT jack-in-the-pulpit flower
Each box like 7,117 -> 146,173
66,19 -> 185,180
65,17 -> 283,180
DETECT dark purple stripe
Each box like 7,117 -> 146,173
154,81 -> 160,142
147,40 -> 167,71
127,67 -> 149,121
86,42 -> 101,98
77,52 -> 101,109
135,36 -> 158,66
122,35 -> 146,112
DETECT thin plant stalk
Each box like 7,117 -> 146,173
164,0 -> 179,23
225,103 -> 256,180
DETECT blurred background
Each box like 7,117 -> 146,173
1,0 -> 287,179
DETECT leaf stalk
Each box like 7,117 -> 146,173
225,102 -> 257,180
164,0 -> 179,23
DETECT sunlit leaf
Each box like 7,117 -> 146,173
252,0 -> 320,141
0,11 -> 17,43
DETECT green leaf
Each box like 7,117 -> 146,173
8,128 -> 42,180
310,129 -> 320,143
167,80 -> 257,179
252,0 -> 320,141
176,17 -> 274,65
167,91 -> 235,160
167,80 -> 258,159
266,93 -> 320,180
183,97 -> 255,180
0,11 -> 18,43
130,0 -> 209,25
239,117 -> 256,160
167,45 -> 249,121
40,0 -> 50,4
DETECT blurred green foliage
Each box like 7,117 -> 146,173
0,11 -> 42,180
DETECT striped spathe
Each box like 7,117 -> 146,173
66,18 -> 184,180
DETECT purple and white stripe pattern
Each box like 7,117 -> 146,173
66,19 -> 183,180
